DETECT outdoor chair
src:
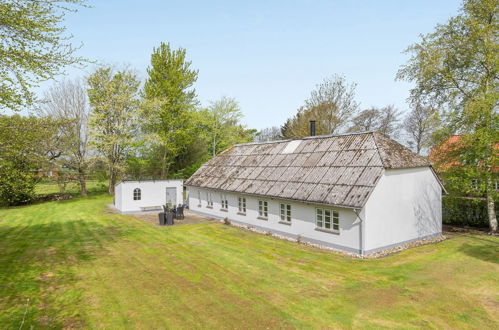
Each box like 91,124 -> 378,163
176,204 -> 184,219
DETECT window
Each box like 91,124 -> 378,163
316,208 -> 339,232
238,197 -> 246,213
206,192 -> 213,207
258,200 -> 268,218
197,190 -> 201,206
280,203 -> 291,222
220,194 -> 228,210
133,188 -> 141,201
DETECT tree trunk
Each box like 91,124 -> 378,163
78,168 -> 87,196
487,189 -> 497,232
108,163 -> 115,195
161,146 -> 167,179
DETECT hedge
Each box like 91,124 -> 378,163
442,195 -> 498,228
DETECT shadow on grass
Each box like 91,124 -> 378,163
458,236 -> 499,264
0,218 -> 126,328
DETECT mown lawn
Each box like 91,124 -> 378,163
35,180 -> 107,196
0,193 -> 497,329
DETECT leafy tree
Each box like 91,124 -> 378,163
282,75 -> 359,138
255,126 -> 282,142
348,105 -> 402,138
87,66 -> 140,195
143,42 -> 198,178
403,105 -> 441,154
397,0 -> 498,231
0,0 -> 87,111
201,96 -> 248,156
0,115 -> 60,205
41,79 -> 90,195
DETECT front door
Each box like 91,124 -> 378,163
166,187 -> 177,206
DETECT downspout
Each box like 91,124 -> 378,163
353,209 -> 364,257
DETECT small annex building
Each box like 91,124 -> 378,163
114,180 -> 184,213
185,131 -> 444,256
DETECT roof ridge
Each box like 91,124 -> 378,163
235,130 -> 377,147
371,131 -> 387,168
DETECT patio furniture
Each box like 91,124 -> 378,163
176,204 -> 184,219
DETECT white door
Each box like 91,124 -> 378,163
166,187 -> 177,206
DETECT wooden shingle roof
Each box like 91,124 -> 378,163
185,131 -> 431,208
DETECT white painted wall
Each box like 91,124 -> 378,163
114,180 -> 184,213
187,186 -> 362,253
363,167 -> 442,252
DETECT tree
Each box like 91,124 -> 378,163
0,0 -> 87,111
403,105 -> 440,154
202,96 -> 246,156
281,75 -> 359,138
255,126 -> 282,142
348,105 -> 402,137
397,0 -> 498,231
143,42 -> 198,178
348,108 -> 379,132
87,66 -> 140,195
41,79 -> 90,195
0,115 -> 60,205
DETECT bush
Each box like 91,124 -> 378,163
442,195 -> 497,228
0,163 -> 38,205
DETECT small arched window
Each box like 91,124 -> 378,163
133,188 -> 141,200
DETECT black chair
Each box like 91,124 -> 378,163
176,204 -> 184,219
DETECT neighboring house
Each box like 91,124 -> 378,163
185,131 -> 444,256
34,167 -> 61,179
429,135 -> 498,193
114,180 -> 184,213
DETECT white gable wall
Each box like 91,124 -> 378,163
363,167 -> 442,253
187,186 -> 362,253
115,180 -> 184,213
114,183 -> 122,211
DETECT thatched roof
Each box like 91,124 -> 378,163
185,131 -> 431,209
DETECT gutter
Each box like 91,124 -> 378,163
353,208 -> 364,257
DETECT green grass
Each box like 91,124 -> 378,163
35,180 -> 107,196
0,193 -> 498,329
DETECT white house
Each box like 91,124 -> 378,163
114,180 -> 184,213
185,131 -> 445,256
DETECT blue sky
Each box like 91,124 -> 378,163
42,0 -> 462,130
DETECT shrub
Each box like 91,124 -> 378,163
442,195 -> 497,228
0,163 -> 38,205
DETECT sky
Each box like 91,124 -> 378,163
38,0 -> 462,130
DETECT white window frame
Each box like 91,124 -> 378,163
280,203 -> 291,222
206,191 -> 213,208
258,200 -> 268,218
133,188 -> 141,201
238,196 -> 246,214
220,193 -> 228,210
197,190 -> 201,206
316,208 -> 339,232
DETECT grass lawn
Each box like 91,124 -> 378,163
35,180 -> 107,196
0,193 -> 498,329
